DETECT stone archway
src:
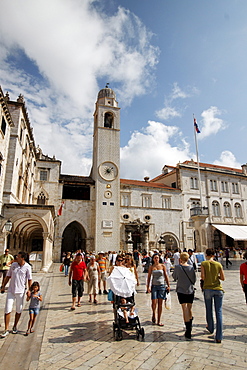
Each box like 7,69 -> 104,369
160,233 -> 179,252
61,221 -> 86,257
1,204 -> 55,271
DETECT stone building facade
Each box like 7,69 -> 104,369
0,85 -> 247,271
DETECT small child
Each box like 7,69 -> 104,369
118,297 -> 135,323
25,281 -> 42,336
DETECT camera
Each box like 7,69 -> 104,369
3,262 -> 6,266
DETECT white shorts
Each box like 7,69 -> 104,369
5,291 -> 25,314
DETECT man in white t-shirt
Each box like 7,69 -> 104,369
188,249 -> 198,271
1,251 -> 32,338
173,249 -> 180,266
110,251 -> 118,266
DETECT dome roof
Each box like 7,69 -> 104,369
98,87 -> 116,100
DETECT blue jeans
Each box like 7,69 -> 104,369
204,289 -> 224,341
64,265 -> 69,276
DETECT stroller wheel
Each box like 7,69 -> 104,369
115,329 -> 123,341
140,327 -> 145,339
136,329 -> 140,340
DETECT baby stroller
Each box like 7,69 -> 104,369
107,266 -> 145,341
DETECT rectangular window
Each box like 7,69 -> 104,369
232,182 -> 239,194
221,181 -> 228,193
162,196 -> 171,209
121,193 -> 130,206
62,184 -> 90,200
142,194 -> 152,208
190,177 -> 198,189
210,179 -> 217,191
40,170 -> 48,181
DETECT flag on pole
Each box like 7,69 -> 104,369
57,201 -> 64,216
194,118 -> 200,133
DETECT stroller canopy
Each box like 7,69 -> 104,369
107,266 -> 137,298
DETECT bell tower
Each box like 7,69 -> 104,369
91,85 -> 120,252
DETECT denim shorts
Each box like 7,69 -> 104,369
151,284 -> 167,300
29,307 -> 40,315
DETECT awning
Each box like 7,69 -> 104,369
212,224 -> 247,241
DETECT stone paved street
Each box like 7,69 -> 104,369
0,259 -> 247,369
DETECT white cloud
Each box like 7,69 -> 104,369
170,82 -> 190,100
0,0 -> 159,175
120,120 -> 191,180
213,150 -> 241,168
199,106 -> 226,139
156,106 -> 181,120
155,82 -> 195,121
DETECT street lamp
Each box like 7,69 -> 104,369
4,220 -> 12,232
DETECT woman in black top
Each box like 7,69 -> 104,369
63,252 -> 72,276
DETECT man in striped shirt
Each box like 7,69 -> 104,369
97,252 -> 108,294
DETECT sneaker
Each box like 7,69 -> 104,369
103,290 -> 108,294
1,330 -> 9,338
99,289 -> 102,295
12,326 -> 17,334
205,326 -> 213,334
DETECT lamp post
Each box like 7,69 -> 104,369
5,220 -> 12,233
4,220 -> 12,250
158,235 -> 166,253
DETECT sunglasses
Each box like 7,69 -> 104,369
117,259 -> 123,262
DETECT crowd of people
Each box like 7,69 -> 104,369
0,246 -> 247,343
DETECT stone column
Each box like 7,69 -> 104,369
143,230 -> 149,252
42,232 -> 53,272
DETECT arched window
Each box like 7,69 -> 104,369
104,112 -> 113,128
235,203 -> 242,218
37,192 -> 46,205
224,202 -> 231,217
212,201 -> 220,216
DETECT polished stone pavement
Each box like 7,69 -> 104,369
0,258 -> 247,370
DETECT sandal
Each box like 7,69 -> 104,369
157,323 -> 164,327
30,329 -> 34,333
94,299 -> 98,304
71,307 -> 75,310
77,303 -> 81,307
152,315 -> 156,324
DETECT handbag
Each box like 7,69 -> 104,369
59,264 -> 64,272
108,289 -> 114,301
165,292 -> 171,310
200,279 -> 204,291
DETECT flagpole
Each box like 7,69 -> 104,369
193,115 -> 203,207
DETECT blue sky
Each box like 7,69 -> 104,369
0,0 -> 246,179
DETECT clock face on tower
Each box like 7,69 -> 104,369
98,162 -> 118,181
